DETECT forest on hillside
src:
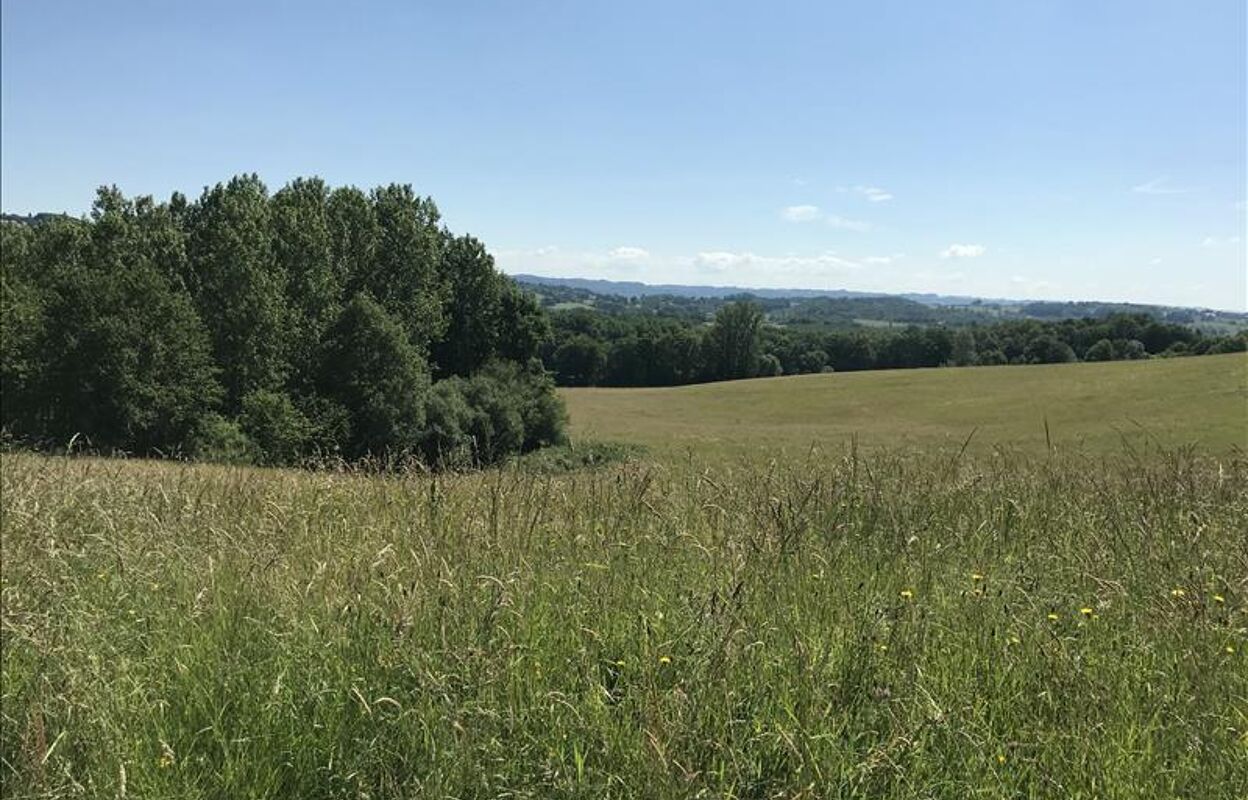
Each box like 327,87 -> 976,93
540,298 -> 1247,387
0,176 -> 563,467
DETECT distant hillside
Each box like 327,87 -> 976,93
1,212 -> 72,226
511,274 -> 880,301
513,273 -> 1247,327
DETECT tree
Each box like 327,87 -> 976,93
368,184 -> 447,352
34,191 -> 221,452
316,294 -> 429,460
949,329 -> 978,367
704,301 -> 763,380
187,174 -> 288,411
552,334 -> 607,386
496,283 -> 550,362
1084,338 -> 1115,361
1024,335 -> 1076,364
433,234 -> 502,376
271,178 -> 338,383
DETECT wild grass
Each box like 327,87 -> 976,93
2,444 -> 1246,798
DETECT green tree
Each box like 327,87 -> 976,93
317,294 -> 429,460
704,301 -> 763,380
271,178 -> 339,382
1084,339 -> 1116,361
36,190 -> 220,452
552,334 -> 607,386
433,234 -> 502,376
368,184 -> 447,352
187,174 -> 288,411
496,283 -> 551,363
1024,335 -> 1077,364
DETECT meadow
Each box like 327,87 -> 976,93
562,352 -> 1248,458
3,355 -> 1247,798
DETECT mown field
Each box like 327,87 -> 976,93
562,352 -> 1248,458
3,355 -> 1247,798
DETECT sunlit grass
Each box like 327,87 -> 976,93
2,445 -> 1245,798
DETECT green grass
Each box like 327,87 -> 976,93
3,354 -> 1248,798
562,353 -> 1248,459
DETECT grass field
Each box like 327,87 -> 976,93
3,355 -> 1247,798
563,352 -> 1248,458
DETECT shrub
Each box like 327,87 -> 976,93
239,390 -> 311,465
187,414 -> 258,464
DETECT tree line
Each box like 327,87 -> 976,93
0,175 -> 564,467
544,302 -> 1247,386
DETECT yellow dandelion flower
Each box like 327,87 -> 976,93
900,589 -> 914,600
971,573 -> 985,582
878,644 -> 888,652
1227,645 -> 1237,655
1047,612 -> 1059,621
615,659 -> 626,667
997,754 -> 1006,765
1009,636 -> 1021,645
1170,587 -> 1186,598
1080,607 -> 1094,617
1213,595 -> 1226,604
658,656 -> 671,665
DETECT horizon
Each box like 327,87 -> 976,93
2,1 -> 1245,310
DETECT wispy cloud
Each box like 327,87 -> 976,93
779,205 -> 872,231
1132,176 -> 1189,195
825,214 -> 872,232
836,185 -> 894,203
856,185 -> 893,203
608,246 -> 650,260
1200,235 -> 1242,248
780,204 -> 821,222
692,250 -> 865,275
939,243 -> 986,259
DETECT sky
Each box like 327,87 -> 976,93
2,1 -> 1245,310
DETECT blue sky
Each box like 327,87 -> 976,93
2,1 -> 1245,309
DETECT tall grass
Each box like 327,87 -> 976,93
2,447 -> 1245,798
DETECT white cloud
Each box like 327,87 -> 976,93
779,205 -> 871,230
780,204 -> 821,222
856,185 -> 893,203
1132,176 -> 1189,195
1200,235 -> 1242,248
608,246 -> 650,260
836,185 -> 894,203
825,214 -> 872,232
939,243 -> 986,259
863,253 -> 905,266
1149,257 -> 1163,265
693,250 -> 865,276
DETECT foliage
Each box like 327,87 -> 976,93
0,176 -> 565,468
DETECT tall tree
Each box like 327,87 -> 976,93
703,301 -> 763,380
367,184 -> 447,352
271,177 -> 338,383
433,234 -> 502,376
187,174 -> 288,410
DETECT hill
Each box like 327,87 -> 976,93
562,352 -> 1248,457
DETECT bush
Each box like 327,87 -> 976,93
419,380 -> 476,468
188,414 -> 257,464
239,390 -> 311,466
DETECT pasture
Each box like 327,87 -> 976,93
562,352 -> 1248,458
